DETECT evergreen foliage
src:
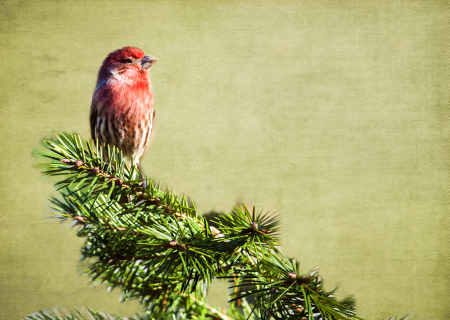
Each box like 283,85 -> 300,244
31,133 -> 390,319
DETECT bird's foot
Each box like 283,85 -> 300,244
139,179 -> 147,189
136,163 -> 147,189
103,162 -> 115,173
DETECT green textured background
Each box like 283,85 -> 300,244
1,0 -> 449,319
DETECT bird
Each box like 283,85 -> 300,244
90,46 -> 157,174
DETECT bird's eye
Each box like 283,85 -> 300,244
123,58 -> 133,63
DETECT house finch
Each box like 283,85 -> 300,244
90,46 -> 157,170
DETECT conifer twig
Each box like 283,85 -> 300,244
35,134 -> 367,320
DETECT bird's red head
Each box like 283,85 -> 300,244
97,46 -> 157,83
103,46 -> 146,66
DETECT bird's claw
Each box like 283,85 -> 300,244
139,179 -> 147,189
136,162 -> 147,189
103,162 -> 115,172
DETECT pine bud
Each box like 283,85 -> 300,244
91,167 -> 100,174
288,272 -> 297,280
298,277 -> 311,284
177,244 -> 186,251
74,160 -> 83,167
210,226 -> 224,238
169,240 -> 177,247
116,178 -> 123,186
60,159 -> 72,164
250,222 -> 258,230
209,226 -> 220,235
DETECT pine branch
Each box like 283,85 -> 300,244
36,134 -> 365,320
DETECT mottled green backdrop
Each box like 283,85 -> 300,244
1,0 -> 449,319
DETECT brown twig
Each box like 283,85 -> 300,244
60,158 -> 198,221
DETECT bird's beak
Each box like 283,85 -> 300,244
141,55 -> 157,69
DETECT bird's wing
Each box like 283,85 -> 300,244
90,82 -> 107,142
152,108 -> 156,133
89,97 -> 98,142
